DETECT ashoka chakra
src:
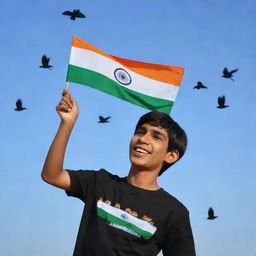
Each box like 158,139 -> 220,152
114,68 -> 132,85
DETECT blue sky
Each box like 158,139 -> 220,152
1,0 -> 256,255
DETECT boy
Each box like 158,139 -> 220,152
41,89 -> 196,256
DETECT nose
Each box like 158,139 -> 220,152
137,132 -> 150,144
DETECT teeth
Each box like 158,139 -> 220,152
135,147 -> 148,154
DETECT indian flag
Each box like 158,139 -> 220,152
66,36 -> 184,114
97,200 -> 157,239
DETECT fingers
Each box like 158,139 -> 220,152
57,89 -> 73,112
56,102 -> 70,113
62,95 -> 72,108
62,89 -> 71,97
69,91 -> 77,106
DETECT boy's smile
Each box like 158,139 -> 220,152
133,145 -> 151,156
129,123 -> 172,173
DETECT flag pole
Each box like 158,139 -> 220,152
65,35 -> 75,91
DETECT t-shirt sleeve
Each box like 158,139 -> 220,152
65,169 -> 97,202
162,209 -> 196,256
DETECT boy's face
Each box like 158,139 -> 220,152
129,123 -> 173,173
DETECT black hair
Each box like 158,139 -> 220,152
135,111 -> 187,176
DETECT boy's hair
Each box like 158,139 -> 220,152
135,111 -> 187,176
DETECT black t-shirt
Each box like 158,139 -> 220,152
66,169 -> 196,256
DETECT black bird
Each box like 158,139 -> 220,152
222,67 -> 238,81
217,95 -> 229,109
14,99 -> 27,111
98,116 -> 111,123
193,81 -> 208,89
207,207 -> 218,220
40,55 -> 53,69
62,9 -> 86,20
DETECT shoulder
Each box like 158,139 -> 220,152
96,169 -> 125,185
66,168 -> 121,181
159,189 -> 189,216
97,169 -> 120,179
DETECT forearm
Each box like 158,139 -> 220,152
41,121 -> 75,182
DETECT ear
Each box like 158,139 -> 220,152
164,150 -> 179,164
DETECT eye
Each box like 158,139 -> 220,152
135,129 -> 145,135
153,135 -> 161,140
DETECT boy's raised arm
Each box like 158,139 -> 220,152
41,89 -> 79,191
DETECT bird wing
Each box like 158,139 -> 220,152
105,116 -> 111,121
16,99 -> 22,109
198,82 -> 207,88
208,207 -> 214,218
223,67 -> 229,75
222,96 -> 226,104
230,68 -> 238,74
99,116 -> 104,121
42,55 -> 49,65
62,11 -> 73,16
219,96 -> 225,106
76,11 -> 86,18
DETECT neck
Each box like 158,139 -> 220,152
127,165 -> 160,191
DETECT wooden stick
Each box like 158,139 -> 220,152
66,81 -> 69,89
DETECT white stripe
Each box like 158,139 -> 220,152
97,201 -> 156,234
70,47 -> 179,101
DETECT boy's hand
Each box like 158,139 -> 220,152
56,89 -> 79,124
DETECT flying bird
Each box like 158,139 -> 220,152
217,95 -> 229,109
207,207 -> 218,220
62,9 -> 86,20
98,116 -> 111,123
40,55 -> 53,69
222,67 -> 238,81
193,81 -> 208,89
14,99 -> 27,111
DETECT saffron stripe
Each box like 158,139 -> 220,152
71,36 -> 184,85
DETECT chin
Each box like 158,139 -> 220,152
130,157 -> 150,169
130,157 -> 144,166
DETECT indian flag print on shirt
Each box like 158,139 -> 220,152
66,36 -> 185,114
97,200 -> 157,239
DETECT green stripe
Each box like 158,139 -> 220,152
67,65 -> 173,114
97,208 -> 153,239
